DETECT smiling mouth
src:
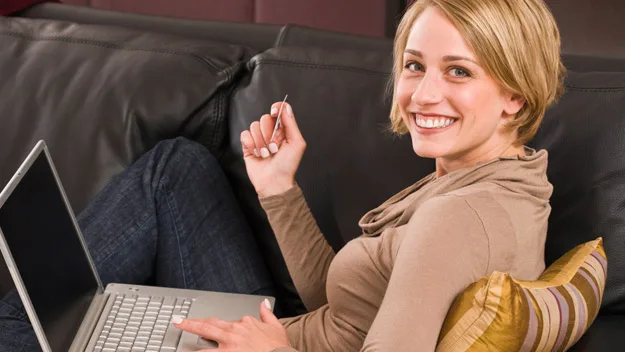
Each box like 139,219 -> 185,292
411,113 -> 458,129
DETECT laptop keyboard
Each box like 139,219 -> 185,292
93,294 -> 192,352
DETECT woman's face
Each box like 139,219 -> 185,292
396,6 -> 524,168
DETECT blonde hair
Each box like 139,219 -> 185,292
390,0 -> 565,146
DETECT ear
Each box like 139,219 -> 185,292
503,92 -> 525,116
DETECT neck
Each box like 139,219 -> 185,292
435,144 -> 526,178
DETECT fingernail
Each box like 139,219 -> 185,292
287,105 -> 294,117
260,147 -> 270,158
171,315 -> 184,325
253,149 -> 259,157
268,143 -> 278,154
264,298 -> 271,310
271,107 -> 278,115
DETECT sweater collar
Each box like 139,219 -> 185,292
358,147 -> 552,236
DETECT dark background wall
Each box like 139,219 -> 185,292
60,0 -> 399,38
546,0 -> 625,58
59,0 -> 625,58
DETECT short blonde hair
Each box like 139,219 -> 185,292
390,0 -> 565,146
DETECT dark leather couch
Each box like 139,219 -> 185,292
1,3 -> 624,351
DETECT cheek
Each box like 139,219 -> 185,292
450,83 -> 502,120
395,78 -> 415,109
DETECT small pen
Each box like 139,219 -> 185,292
271,94 -> 288,141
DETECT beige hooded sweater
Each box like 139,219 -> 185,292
260,147 -> 552,352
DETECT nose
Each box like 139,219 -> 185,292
411,72 -> 443,105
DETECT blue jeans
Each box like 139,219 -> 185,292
0,138 -> 275,351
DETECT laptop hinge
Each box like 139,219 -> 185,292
69,291 -> 110,352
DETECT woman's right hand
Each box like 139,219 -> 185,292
240,101 -> 307,198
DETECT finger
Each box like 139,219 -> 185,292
269,101 -> 283,117
269,101 -> 289,118
274,103 -> 304,142
259,299 -> 281,326
259,114 -> 282,154
250,121 -> 270,159
245,124 -> 260,158
268,125 -> 285,153
174,318 -> 229,341
198,318 -> 233,330
259,114 -> 274,147
239,315 -> 258,325
240,130 -> 256,158
175,317 -> 232,330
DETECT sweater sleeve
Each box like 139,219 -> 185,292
360,195 -> 490,352
259,184 -> 335,311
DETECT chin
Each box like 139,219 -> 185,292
411,142 -> 445,159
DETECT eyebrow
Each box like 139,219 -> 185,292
404,49 -> 478,65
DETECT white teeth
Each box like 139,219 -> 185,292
415,116 -> 455,129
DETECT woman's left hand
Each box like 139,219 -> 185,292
173,300 -> 291,352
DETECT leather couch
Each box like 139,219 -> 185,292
1,3 -> 624,351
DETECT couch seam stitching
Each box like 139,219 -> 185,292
253,58 -> 389,76
564,86 -> 625,91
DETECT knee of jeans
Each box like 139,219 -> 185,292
0,298 -> 27,321
154,137 -> 221,177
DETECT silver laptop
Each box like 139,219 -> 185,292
0,140 -> 275,352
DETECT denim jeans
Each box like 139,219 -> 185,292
0,138 -> 275,351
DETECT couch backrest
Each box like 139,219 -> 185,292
20,2 -> 283,51
275,25 -> 393,52
530,70 -> 625,313
22,3 -> 395,53
0,17 -> 249,211
225,46 -> 625,315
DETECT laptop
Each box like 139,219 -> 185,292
0,140 -> 275,352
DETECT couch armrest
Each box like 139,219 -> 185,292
569,314 -> 625,351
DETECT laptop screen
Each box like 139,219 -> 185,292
0,151 -> 100,351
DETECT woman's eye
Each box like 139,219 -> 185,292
404,62 -> 423,72
450,67 -> 470,77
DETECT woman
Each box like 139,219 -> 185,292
0,0 -> 564,351
174,0 -> 564,350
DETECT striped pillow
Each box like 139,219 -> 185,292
436,237 -> 607,352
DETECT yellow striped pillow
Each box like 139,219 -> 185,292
436,237 -> 607,352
